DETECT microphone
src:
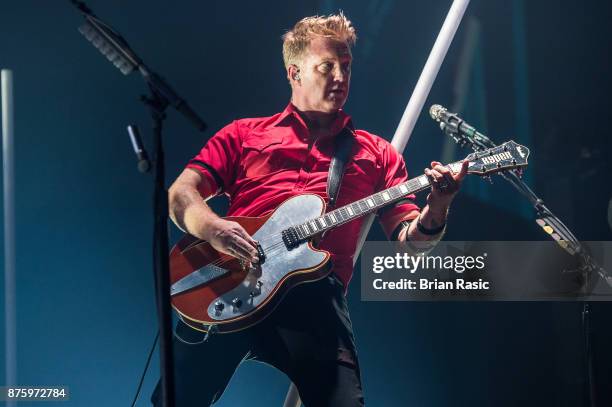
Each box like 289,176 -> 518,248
429,104 -> 493,149
73,1 -> 207,132
127,125 -> 151,173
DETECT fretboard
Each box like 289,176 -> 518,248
292,161 -> 464,240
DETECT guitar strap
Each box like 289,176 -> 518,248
326,127 -> 355,208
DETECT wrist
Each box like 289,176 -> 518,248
416,214 -> 446,236
424,204 -> 449,221
200,215 -> 223,240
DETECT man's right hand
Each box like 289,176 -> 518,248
202,218 -> 259,264
168,168 -> 259,264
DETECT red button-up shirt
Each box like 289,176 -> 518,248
186,103 -> 420,288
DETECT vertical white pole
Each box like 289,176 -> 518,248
282,381 -> 301,407
353,0 -> 471,268
390,0 -> 471,152
284,2 -> 470,405
2,69 -> 17,405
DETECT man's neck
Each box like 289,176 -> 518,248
292,103 -> 338,132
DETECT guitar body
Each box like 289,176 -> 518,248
170,194 -> 331,333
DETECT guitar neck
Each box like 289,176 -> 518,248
292,160 -> 465,240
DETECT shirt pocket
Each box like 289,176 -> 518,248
239,134 -> 285,179
339,150 -> 380,200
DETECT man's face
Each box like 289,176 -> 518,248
293,36 -> 352,113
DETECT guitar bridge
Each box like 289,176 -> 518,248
256,243 -> 266,263
282,227 -> 300,249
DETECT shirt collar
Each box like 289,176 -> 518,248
271,102 -> 353,135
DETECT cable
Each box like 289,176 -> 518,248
130,331 -> 159,407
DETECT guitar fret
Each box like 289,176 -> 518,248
322,215 -> 330,227
389,186 -> 401,198
295,177 -> 430,239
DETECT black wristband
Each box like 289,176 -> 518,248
416,216 -> 446,235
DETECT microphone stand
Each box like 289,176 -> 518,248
70,2 -> 208,406
440,120 -> 609,407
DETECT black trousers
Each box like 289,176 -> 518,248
151,274 -> 365,407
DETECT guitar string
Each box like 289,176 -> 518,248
191,175 -> 437,252
179,238 -> 299,275
175,155 -> 523,287
181,204 -> 379,269
187,154 -> 516,261
181,177 -> 443,269
184,239 -> 285,270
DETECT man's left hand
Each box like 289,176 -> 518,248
424,160 -> 468,213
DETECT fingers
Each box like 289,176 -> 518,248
431,160 -> 468,181
228,235 -> 258,263
429,161 -> 453,178
237,227 -> 259,249
211,220 -> 259,263
456,160 -> 469,181
229,226 -> 258,263
426,161 -> 461,194
234,226 -> 260,263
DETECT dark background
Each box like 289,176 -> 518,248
1,0 -> 611,406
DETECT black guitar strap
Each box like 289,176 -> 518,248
327,127 -> 355,208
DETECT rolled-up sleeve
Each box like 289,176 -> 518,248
186,121 -> 243,196
377,141 -> 421,239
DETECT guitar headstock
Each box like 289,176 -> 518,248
460,140 -> 530,176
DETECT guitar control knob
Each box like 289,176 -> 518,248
214,301 -> 224,312
256,281 -> 263,288
232,298 -> 242,309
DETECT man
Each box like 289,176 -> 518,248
153,13 -> 467,407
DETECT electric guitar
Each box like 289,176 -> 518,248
170,140 -> 530,333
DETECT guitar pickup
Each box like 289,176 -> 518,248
282,227 -> 300,249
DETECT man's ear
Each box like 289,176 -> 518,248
288,64 -> 300,84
